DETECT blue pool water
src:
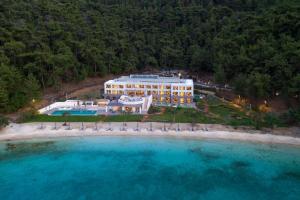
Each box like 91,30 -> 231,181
0,137 -> 300,200
51,109 -> 97,116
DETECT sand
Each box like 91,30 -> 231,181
0,122 -> 300,146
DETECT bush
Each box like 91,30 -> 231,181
0,115 -> 8,128
18,109 -> 38,123
263,113 -> 284,128
280,108 -> 300,126
148,106 -> 161,114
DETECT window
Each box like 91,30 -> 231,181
173,86 -> 178,90
160,91 -> 164,95
119,85 -> 124,89
166,85 -> 171,90
153,85 -> 158,89
186,92 -> 192,97
106,90 -> 111,94
179,86 -> 185,90
126,84 -> 131,88
166,91 -> 171,95
173,92 -> 178,96
166,97 -> 171,103
152,91 -> 158,95
180,92 -> 184,97
187,98 -> 192,104
128,91 -> 135,96
186,86 -> 192,90
147,91 -> 151,95
139,85 -> 144,88
160,97 -> 164,102
146,85 -> 151,89
136,91 -> 145,96
173,97 -> 178,103
106,84 -> 111,88
112,85 -> 117,89
180,98 -> 185,104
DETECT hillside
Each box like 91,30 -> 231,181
0,0 -> 300,113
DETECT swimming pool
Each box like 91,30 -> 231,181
51,109 -> 97,116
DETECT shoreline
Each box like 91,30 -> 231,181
0,122 -> 300,146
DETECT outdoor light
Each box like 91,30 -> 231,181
32,99 -> 35,103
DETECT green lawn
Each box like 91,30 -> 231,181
205,96 -> 254,126
25,115 -> 105,122
23,95 -> 288,128
145,107 -> 219,124
103,115 -> 143,122
23,114 -> 143,123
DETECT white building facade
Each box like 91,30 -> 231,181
104,75 -> 194,105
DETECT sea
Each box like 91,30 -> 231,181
0,136 -> 300,200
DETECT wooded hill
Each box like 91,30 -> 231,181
0,0 -> 299,113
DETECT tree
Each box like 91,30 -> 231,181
0,0 -> 299,113
24,74 -> 41,101
0,115 -> 8,128
289,74 -> 300,99
233,74 -> 248,97
0,81 -> 9,113
214,65 -> 226,85
247,73 -> 271,98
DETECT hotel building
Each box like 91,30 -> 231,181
104,75 -> 194,105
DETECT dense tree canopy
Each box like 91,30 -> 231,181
0,0 -> 299,112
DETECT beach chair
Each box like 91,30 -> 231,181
52,122 -> 59,130
134,122 -> 140,131
38,123 -> 45,130
106,123 -> 113,131
66,123 -> 71,130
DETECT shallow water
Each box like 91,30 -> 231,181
0,136 -> 300,200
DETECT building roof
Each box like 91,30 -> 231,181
105,74 -> 193,85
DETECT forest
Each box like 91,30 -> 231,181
0,0 -> 299,113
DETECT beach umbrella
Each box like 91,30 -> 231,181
94,122 -> 98,131
177,123 -> 180,132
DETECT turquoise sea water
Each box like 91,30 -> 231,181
51,109 -> 97,116
0,136 -> 300,200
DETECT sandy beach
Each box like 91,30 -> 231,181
0,122 -> 299,146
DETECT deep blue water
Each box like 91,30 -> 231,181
0,136 -> 300,200
51,109 -> 97,116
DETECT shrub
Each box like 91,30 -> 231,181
263,113 -> 284,128
148,106 -> 161,114
280,108 -> 300,126
0,115 -> 8,128
18,109 -> 38,123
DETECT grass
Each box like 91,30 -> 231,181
25,115 -> 105,122
23,114 -> 143,123
145,107 -> 219,124
23,95 -> 290,128
103,115 -> 143,122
